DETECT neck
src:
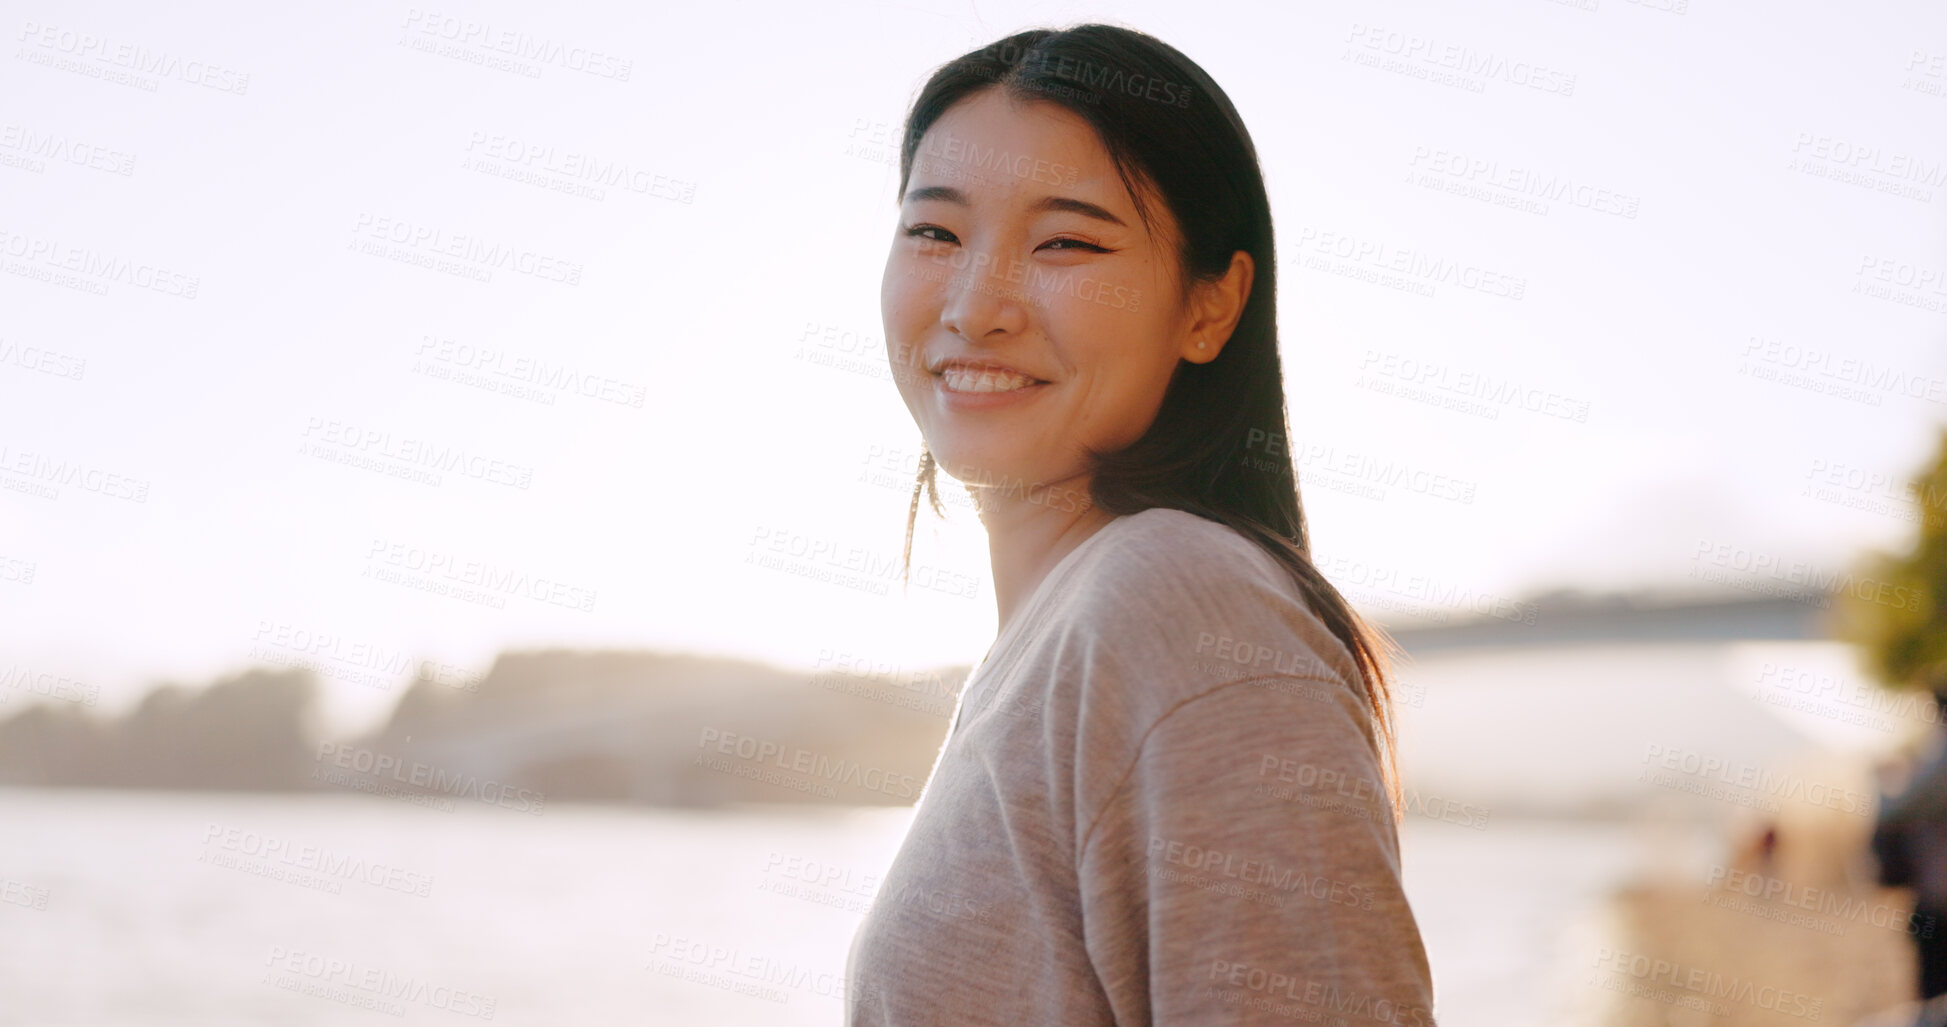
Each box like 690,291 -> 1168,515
973,478 -> 1115,640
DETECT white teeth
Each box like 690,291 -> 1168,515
941,366 -> 1037,393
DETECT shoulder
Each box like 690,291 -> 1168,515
1047,510 -> 1394,867
1083,506 -> 1291,597
1050,507 -> 1365,712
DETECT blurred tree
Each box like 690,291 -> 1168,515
1839,426 -> 1947,694
373,670 -> 471,743
0,701 -> 111,785
0,667 -> 319,790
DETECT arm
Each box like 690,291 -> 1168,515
1075,674 -> 1436,1026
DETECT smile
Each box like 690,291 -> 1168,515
939,366 -> 1044,393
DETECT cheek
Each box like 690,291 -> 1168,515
880,257 -> 902,317
882,260 -> 933,331
1053,309 -> 1178,437
882,264 -> 931,401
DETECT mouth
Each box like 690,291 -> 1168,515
933,361 -> 1050,394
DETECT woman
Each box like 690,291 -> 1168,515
847,23 -> 1437,1026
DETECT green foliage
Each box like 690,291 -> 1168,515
1839,426 -> 1947,694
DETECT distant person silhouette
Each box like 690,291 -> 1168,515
1873,700 -> 1947,1003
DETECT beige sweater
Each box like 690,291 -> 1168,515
845,507 -> 1436,1025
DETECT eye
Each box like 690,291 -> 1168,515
902,224 -> 957,244
1040,237 -> 1109,253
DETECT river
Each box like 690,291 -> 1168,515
0,787 -> 1689,1025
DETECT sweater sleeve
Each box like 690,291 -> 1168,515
1074,674 -> 1437,1027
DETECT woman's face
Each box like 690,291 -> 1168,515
881,89 -> 1208,499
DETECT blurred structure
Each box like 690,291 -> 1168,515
1874,716 -> 1947,1000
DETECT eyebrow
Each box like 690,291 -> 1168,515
902,185 -> 1127,229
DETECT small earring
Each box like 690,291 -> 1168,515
1196,340 -> 1206,350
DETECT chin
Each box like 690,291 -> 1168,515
931,449 -> 1021,490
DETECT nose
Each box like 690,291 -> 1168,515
938,251 -> 1028,341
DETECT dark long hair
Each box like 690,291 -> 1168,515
891,23 -> 1407,818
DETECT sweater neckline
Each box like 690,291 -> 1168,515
952,513 -> 1130,734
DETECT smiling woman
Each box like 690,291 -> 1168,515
849,22 -> 1437,1027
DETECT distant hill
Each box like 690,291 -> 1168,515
340,648 -> 969,808
0,649 -> 970,810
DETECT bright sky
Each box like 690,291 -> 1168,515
2,0 -> 1943,732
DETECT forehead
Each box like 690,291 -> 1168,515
905,90 -> 1127,210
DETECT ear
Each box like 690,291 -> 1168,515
1179,250 -> 1254,363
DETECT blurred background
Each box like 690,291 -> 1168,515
2,0 -> 1945,1023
